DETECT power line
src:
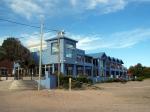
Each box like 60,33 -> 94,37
0,18 -> 60,32
0,18 -> 40,29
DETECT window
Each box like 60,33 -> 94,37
0,69 -> 7,76
66,43 -> 74,49
65,43 -> 74,58
51,42 -> 58,54
77,55 -> 83,62
85,56 -> 92,63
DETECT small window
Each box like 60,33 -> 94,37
66,43 -> 74,49
51,42 -> 58,54
65,43 -> 74,58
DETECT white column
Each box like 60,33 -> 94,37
48,65 -> 50,75
83,58 -> 85,75
52,64 -> 55,74
18,67 -> 20,80
73,64 -> 76,77
61,63 -> 65,75
98,59 -> 101,77
45,65 -> 47,75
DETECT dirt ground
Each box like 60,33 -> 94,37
0,79 -> 150,112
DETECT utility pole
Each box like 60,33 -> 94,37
57,32 -> 61,88
38,20 -> 44,91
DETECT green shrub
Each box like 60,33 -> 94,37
57,75 -> 92,89
105,79 -> 114,83
71,81 -> 82,88
136,77 -> 145,81
105,78 -> 127,83
76,75 -> 92,84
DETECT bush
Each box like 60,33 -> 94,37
105,79 -> 114,83
105,78 -> 127,83
57,75 -> 92,89
76,75 -> 92,84
136,77 -> 145,81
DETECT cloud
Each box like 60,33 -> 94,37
1,28 -> 150,52
4,0 -> 43,19
4,0 -> 150,20
68,28 -> 150,50
4,0 -> 58,20
70,0 -> 127,14
19,32 -> 56,51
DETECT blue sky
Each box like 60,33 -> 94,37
0,0 -> 150,68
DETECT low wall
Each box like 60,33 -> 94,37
0,77 -> 14,80
36,72 -> 57,89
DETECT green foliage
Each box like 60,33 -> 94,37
143,67 -> 150,78
105,78 -> 127,83
76,75 -> 92,84
128,63 -> 150,80
136,77 -> 145,81
0,46 -> 6,60
1,37 -> 36,68
57,74 -> 92,89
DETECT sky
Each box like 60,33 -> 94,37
0,0 -> 150,68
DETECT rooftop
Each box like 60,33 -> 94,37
45,36 -> 78,43
88,52 -> 106,59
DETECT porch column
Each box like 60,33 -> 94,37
119,71 -> 121,77
109,69 -> 112,78
83,58 -> 85,75
114,71 -> 117,78
83,66 -> 85,75
31,69 -> 33,80
52,64 -> 55,74
91,59 -> 93,78
45,65 -> 47,75
98,59 -> 100,77
104,61 -> 107,80
48,65 -> 50,75
104,70 -> 107,80
18,67 -> 20,80
35,67 -> 37,76
61,63 -> 65,75
73,64 -> 77,77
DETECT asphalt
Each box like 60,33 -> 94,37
0,80 -> 38,91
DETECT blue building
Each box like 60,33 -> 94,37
33,32 -> 127,82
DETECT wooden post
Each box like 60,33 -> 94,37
69,77 -> 71,91
18,67 -> 20,80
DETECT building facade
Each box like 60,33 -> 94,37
0,59 -> 13,77
33,33 -> 127,82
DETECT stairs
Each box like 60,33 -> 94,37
9,80 -> 38,90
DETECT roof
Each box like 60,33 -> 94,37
45,36 -> 78,43
85,54 -> 93,58
88,52 -> 124,64
87,52 -> 107,59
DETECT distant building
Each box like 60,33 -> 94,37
32,32 -> 127,82
0,59 -> 13,77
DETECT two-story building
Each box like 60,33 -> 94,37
32,32 -> 127,82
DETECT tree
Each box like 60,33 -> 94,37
128,63 -> 150,79
1,37 -> 36,68
0,46 -> 6,60
128,63 -> 143,77
143,67 -> 150,78
134,63 -> 143,77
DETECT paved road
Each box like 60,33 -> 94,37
0,80 -> 13,91
0,80 -> 38,91
0,80 -> 150,112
